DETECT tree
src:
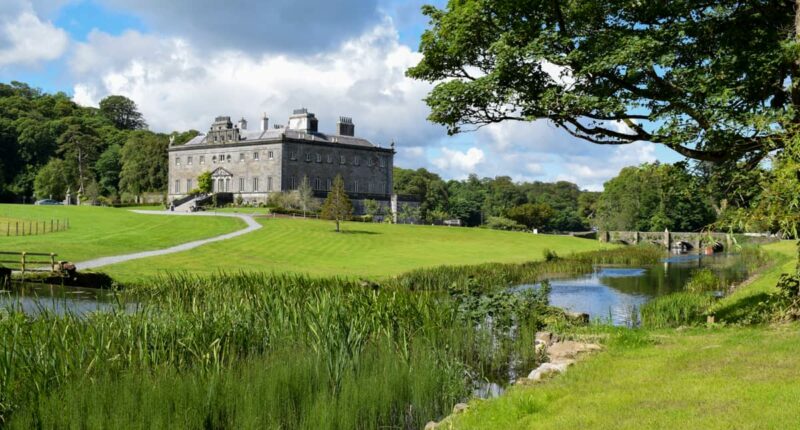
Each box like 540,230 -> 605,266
364,199 -> 381,220
321,175 -> 352,232
297,175 -> 314,217
119,131 -> 169,200
408,1 -> 799,165
99,95 -> 146,130
197,171 -> 212,194
95,144 -> 122,196
507,202 -> 555,231
34,158 -> 71,200
56,119 -> 103,196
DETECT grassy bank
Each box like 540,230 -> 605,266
101,217 -> 614,281
0,205 -> 244,263
447,241 -> 800,429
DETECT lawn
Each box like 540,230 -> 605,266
447,241 -> 800,429
102,216 -> 613,281
0,205 -> 245,263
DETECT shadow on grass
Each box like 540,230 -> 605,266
337,230 -> 381,235
715,292 -> 772,323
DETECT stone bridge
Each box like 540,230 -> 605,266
599,230 -> 733,252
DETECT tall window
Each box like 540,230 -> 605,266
290,176 -> 296,189
316,153 -> 322,163
327,154 -> 333,163
268,176 -> 273,191
212,155 -> 217,164
314,177 -> 321,190
187,156 -> 193,165
239,178 -> 245,192
354,180 -> 359,193
305,153 -> 312,162
269,151 -> 274,160
187,179 -> 193,191
290,151 -> 297,160
226,154 -> 232,163
340,155 -> 346,164
368,157 -> 373,167
353,156 -> 360,166
174,179 -> 180,193
200,155 -> 205,165
253,177 -> 259,192
253,152 -> 259,160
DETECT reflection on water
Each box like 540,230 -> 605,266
0,282 -> 133,315
516,253 -> 750,326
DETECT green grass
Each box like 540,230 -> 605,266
448,325 -> 800,429
0,205 -> 245,263
446,241 -> 800,429
102,217 -> 614,281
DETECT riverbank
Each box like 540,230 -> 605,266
445,241 -> 800,429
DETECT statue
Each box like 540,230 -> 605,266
169,134 -> 175,145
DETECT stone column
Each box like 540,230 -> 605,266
664,229 -> 670,250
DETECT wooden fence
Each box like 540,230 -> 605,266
2,219 -> 69,237
0,251 -> 60,275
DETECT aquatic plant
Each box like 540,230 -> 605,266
640,292 -> 713,328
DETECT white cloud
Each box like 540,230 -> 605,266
0,1 -> 68,67
70,19 -> 441,148
432,147 -> 484,177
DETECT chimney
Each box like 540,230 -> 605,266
260,113 -> 269,131
336,116 -> 354,136
238,117 -> 247,130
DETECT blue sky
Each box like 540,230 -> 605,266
0,0 -> 681,190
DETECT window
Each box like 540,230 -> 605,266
200,155 -> 205,165
187,156 -> 193,165
327,154 -> 333,163
290,176 -> 297,189
269,151 -> 274,160
226,154 -> 231,163
187,179 -> 193,191
253,177 -> 259,192
380,157 -> 386,168
305,153 -> 312,162
174,179 -> 180,193
290,151 -> 297,160
354,180 -> 359,193
239,178 -> 245,192
253,152 -> 259,160
214,135 -> 218,142
175,157 -> 181,165
367,182 -> 372,193
368,157 -> 373,167
316,153 -> 322,163
212,155 -> 217,164
314,177 -> 321,190
340,155 -> 346,164
239,153 -> 245,162
353,156 -> 360,166
267,176 -> 273,191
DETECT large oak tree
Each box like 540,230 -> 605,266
408,0 -> 800,165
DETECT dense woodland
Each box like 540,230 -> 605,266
0,80 -> 776,233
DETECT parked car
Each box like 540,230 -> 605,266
34,199 -> 62,206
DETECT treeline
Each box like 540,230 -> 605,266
393,167 -> 598,231
0,81 -> 197,204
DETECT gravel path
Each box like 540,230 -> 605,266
73,210 -> 262,271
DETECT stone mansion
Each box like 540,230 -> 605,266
167,109 -> 395,207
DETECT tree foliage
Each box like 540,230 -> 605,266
596,162 -> 716,232
119,132 -> 169,198
99,95 -> 147,130
408,1 -> 799,164
321,175 -> 353,232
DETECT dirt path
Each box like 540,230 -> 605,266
74,210 -> 261,271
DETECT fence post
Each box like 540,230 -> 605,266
50,219 -> 53,233
35,222 -> 38,235
56,220 -> 60,232
16,222 -> 19,236
50,253 -> 56,272
20,252 -> 26,275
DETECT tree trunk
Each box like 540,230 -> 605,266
335,219 -> 340,232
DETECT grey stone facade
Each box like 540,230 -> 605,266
168,109 -> 394,208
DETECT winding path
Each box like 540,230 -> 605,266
74,210 -> 262,271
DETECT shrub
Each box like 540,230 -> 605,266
685,268 -> 720,293
485,216 -> 527,231
543,249 -> 559,262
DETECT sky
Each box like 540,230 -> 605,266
0,0 -> 682,191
